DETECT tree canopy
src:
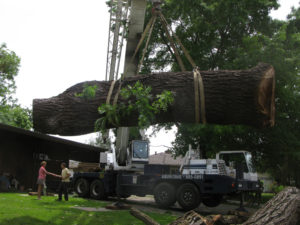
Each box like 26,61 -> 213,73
142,0 -> 300,186
0,44 -> 32,130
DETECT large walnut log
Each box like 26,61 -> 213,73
244,187 -> 300,225
33,63 -> 275,136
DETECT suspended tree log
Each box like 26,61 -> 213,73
33,63 -> 275,136
244,187 -> 300,225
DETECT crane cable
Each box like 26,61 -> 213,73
106,5 -> 206,124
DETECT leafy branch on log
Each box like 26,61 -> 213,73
95,81 -> 174,132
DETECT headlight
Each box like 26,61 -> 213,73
238,183 -> 243,188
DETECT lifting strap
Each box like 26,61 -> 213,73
193,68 -> 206,124
106,80 -> 116,105
106,6 -> 206,124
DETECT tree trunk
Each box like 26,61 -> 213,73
244,187 -> 300,225
33,63 -> 275,136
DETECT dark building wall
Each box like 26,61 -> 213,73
0,136 -> 35,189
0,124 -> 103,191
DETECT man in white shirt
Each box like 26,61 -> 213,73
57,162 -> 71,201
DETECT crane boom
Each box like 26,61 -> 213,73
116,0 -> 147,166
106,0 -> 147,165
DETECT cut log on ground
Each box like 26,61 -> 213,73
244,187 -> 300,225
130,208 -> 160,225
33,63 -> 275,136
169,210 -> 210,225
169,210 -> 250,225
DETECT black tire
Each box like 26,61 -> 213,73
202,195 -> 223,207
74,178 -> 89,197
154,182 -> 176,208
177,183 -> 200,211
90,179 -> 106,200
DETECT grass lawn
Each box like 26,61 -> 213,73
261,193 -> 275,204
0,193 -> 177,225
224,192 -> 275,209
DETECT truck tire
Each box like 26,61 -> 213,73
154,182 -> 176,208
90,179 -> 106,200
177,183 -> 200,211
202,195 -> 223,207
75,178 -> 89,197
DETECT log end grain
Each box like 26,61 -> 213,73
256,63 -> 275,127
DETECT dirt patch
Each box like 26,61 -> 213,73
19,194 -> 28,197
71,206 -> 113,212
122,195 -> 257,216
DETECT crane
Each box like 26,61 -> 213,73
71,0 -> 261,210
105,0 -> 148,166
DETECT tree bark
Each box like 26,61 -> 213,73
33,63 -> 275,136
130,208 -> 160,225
244,187 -> 300,225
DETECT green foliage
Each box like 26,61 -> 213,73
0,193 -> 176,225
96,104 -> 120,130
0,43 -> 32,130
75,84 -> 98,99
0,105 -> 32,130
144,1 -> 300,186
96,81 -> 174,131
0,43 -> 20,105
142,0 -> 279,73
269,182 -> 285,194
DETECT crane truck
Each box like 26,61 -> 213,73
73,141 -> 260,211
72,0 -> 260,211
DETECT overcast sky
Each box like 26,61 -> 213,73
0,0 -> 299,154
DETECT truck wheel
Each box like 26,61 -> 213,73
154,182 -> 176,208
202,195 -> 222,207
90,179 -> 106,200
75,178 -> 89,197
177,183 -> 200,211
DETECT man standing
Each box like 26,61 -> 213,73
57,162 -> 71,201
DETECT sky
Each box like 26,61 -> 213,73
0,0 -> 299,154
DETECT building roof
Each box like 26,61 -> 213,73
149,152 -> 184,166
0,123 -> 106,155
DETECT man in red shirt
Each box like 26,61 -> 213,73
37,161 -> 60,200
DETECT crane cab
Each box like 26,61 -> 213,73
127,140 -> 149,170
216,150 -> 258,181
100,140 -> 149,171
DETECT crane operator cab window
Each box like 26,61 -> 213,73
219,152 -> 255,173
131,140 -> 149,161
